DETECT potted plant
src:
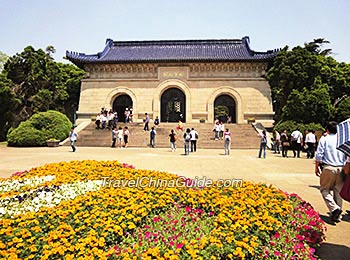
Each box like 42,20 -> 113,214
46,138 -> 60,147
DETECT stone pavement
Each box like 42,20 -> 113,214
0,145 -> 349,259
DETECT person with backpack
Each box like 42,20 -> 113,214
183,128 -> 191,155
150,127 -> 157,148
258,130 -> 267,158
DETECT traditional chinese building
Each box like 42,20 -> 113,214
66,37 -> 278,126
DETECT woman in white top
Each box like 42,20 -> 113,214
224,128 -> 231,155
117,127 -> 123,148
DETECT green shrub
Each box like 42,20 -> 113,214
7,110 -> 72,147
274,120 -> 324,135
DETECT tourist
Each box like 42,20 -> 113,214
219,121 -> 225,140
224,128 -> 231,155
111,127 -> 117,148
190,128 -> 198,152
213,121 -> 220,140
124,108 -> 130,123
273,130 -> 280,154
123,126 -> 130,148
69,127 -> 78,152
144,113 -> 150,131
291,128 -> 303,158
315,122 -> 346,222
176,120 -> 184,131
150,127 -> 157,148
107,112 -> 114,130
280,130 -> 289,158
101,113 -> 107,129
305,129 -> 316,159
95,113 -> 101,129
117,126 -> 123,148
129,108 -> 133,123
169,129 -> 177,152
154,116 -> 160,127
258,130 -> 267,158
113,112 -> 118,128
183,128 -> 191,155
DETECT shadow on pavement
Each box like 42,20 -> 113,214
320,214 -> 336,226
309,185 -> 320,190
316,243 -> 350,260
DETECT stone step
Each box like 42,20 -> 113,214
69,122 -> 260,149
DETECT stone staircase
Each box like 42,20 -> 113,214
71,122 -> 260,149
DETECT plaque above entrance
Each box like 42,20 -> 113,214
158,67 -> 188,80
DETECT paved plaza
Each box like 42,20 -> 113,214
1,145 -> 349,259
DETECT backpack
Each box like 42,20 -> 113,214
185,133 -> 191,142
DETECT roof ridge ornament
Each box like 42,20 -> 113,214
97,39 -> 114,59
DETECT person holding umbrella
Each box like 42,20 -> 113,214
337,118 -> 350,216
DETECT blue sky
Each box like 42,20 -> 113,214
1,0 -> 349,63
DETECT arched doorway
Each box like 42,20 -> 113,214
214,94 -> 236,123
112,94 -> 133,122
161,88 -> 186,122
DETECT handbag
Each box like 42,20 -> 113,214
282,142 -> 290,147
340,174 -> 350,202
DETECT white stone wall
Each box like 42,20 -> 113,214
77,62 -> 274,127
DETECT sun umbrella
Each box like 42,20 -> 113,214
337,118 -> 350,157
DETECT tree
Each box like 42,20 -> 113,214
333,97 -> 350,122
304,38 -> 332,56
0,46 -> 84,141
266,39 -> 350,126
0,51 -> 9,72
0,75 -> 20,140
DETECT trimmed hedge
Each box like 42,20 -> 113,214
7,110 -> 72,147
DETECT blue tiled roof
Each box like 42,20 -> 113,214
66,37 -> 278,67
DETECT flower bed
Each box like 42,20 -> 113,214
0,160 -> 326,259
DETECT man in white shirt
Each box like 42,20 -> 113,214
190,128 -> 199,152
101,114 -> 107,129
315,122 -> 346,222
291,128 -> 303,158
305,130 -> 317,159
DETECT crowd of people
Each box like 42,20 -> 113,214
267,128 -> 318,159
76,110 -> 343,164
95,107 -> 134,131
263,122 -> 350,223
